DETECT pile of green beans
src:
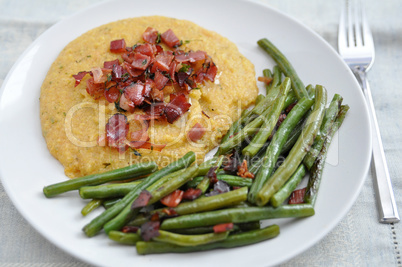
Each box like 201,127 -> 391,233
42,37 -> 349,256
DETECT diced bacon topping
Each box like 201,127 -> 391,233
161,29 -> 181,48
175,50 -> 206,63
288,188 -> 306,204
164,94 -> 191,123
213,223 -> 234,233
134,43 -> 156,57
124,81 -> 145,106
187,123 -> 206,142
160,190 -> 184,208
76,26 -> 219,148
106,113 -> 129,147
154,53 -> 174,72
103,59 -> 120,69
142,27 -> 159,44
72,71 -> 89,87
110,39 -> 126,53
132,190 -> 153,209
104,86 -> 120,103
154,71 -> 169,90
182,188 -> 202,200
86,78 -> 105,99
131,53 -> 151,70
237,159 -> 255,179
140,221 -> 160,241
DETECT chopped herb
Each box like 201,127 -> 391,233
63,112 -> 66,116
179,64 -> 191,73
132,44 -> 138,50
193,87 -> 201,90
132,148 -> 142,157
107,74 -> 112,82
156,33 -> 161,44
103,163 -> 111,167
142,59 -> 148,66
87,55 -> 92,58
151,145 -> 154,151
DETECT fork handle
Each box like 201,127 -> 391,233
354,69 -> 400,223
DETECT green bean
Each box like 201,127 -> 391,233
79,180 -> 142,199
196,157 -> 217,176
160,204 -> 314,230
257,38 -> 308,100
255,94 -> 265,106
108,231 -> 141,245
242,77 -> 291,157
270,164 -> 306,207
154,230 -> 229,247
170,222 -> 260,235
136,224 -> 279,254
81,199 -> 103,216
219,109 -> 251,146
305,105 -> 349,206
187,175 -> 253,188
303,94 -> 343,170
262,68 -> 273,94
280,113 -> 306,154
83,152 -> 196,237
43,161 -> 158,198
103,198 -> 122,209
271,66 -> 282,89
248,95 -> 315,204
218,105 -> 272,155
284,90 -> 297,109
256,85 -> 327,206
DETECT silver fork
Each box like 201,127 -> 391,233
338,0 -> 399,223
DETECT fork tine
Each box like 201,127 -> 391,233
353,0 -> 363,47
347,0 -> 354,47
361,4 -> 374,48
338,2 -> 347,51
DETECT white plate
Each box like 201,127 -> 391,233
0,0 -> 371,266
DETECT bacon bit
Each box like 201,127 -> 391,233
160,190 -> 184,208
140,221 -> 160,241
206,166 -> 218,184
213,223 -> 234,233
124,82 -> 145,106
150,213 -> 160,221
257,76 -> 273,85
164,94 -> 191,123
112,64 -> 124,81
104,86 -> 120,103
97,133 -> 106,147
110,39 -> 126,53
118,93 -> 135,113
182,188 -> 202,200
175,50 -> 206,63
154,71 -> 170,90
187,123 -> 206,142
205,63 -> 218,82
142,27 -> 159,44
131,53 -> 151,70
232,186 -> 242,190
121,226 -> 139,233
288,188 -> 306,204
237,159 -> 255,179
276,113 -> 287,127
154,52 -> 174,72
131,190 -> 153,209
86,77 -> 105,99
205,180 -> 230,197
72,71 -> 89,87
160,29 -> 181,48
223,150 -> 241,174
106,113 -> 129,148
103,59 -> 120,69
161,208 -> 178,217
134,43 -> 157,58
121,61 -> 144,77
132,113 -> 161,121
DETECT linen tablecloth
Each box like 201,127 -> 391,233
1,0 -> 401,266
